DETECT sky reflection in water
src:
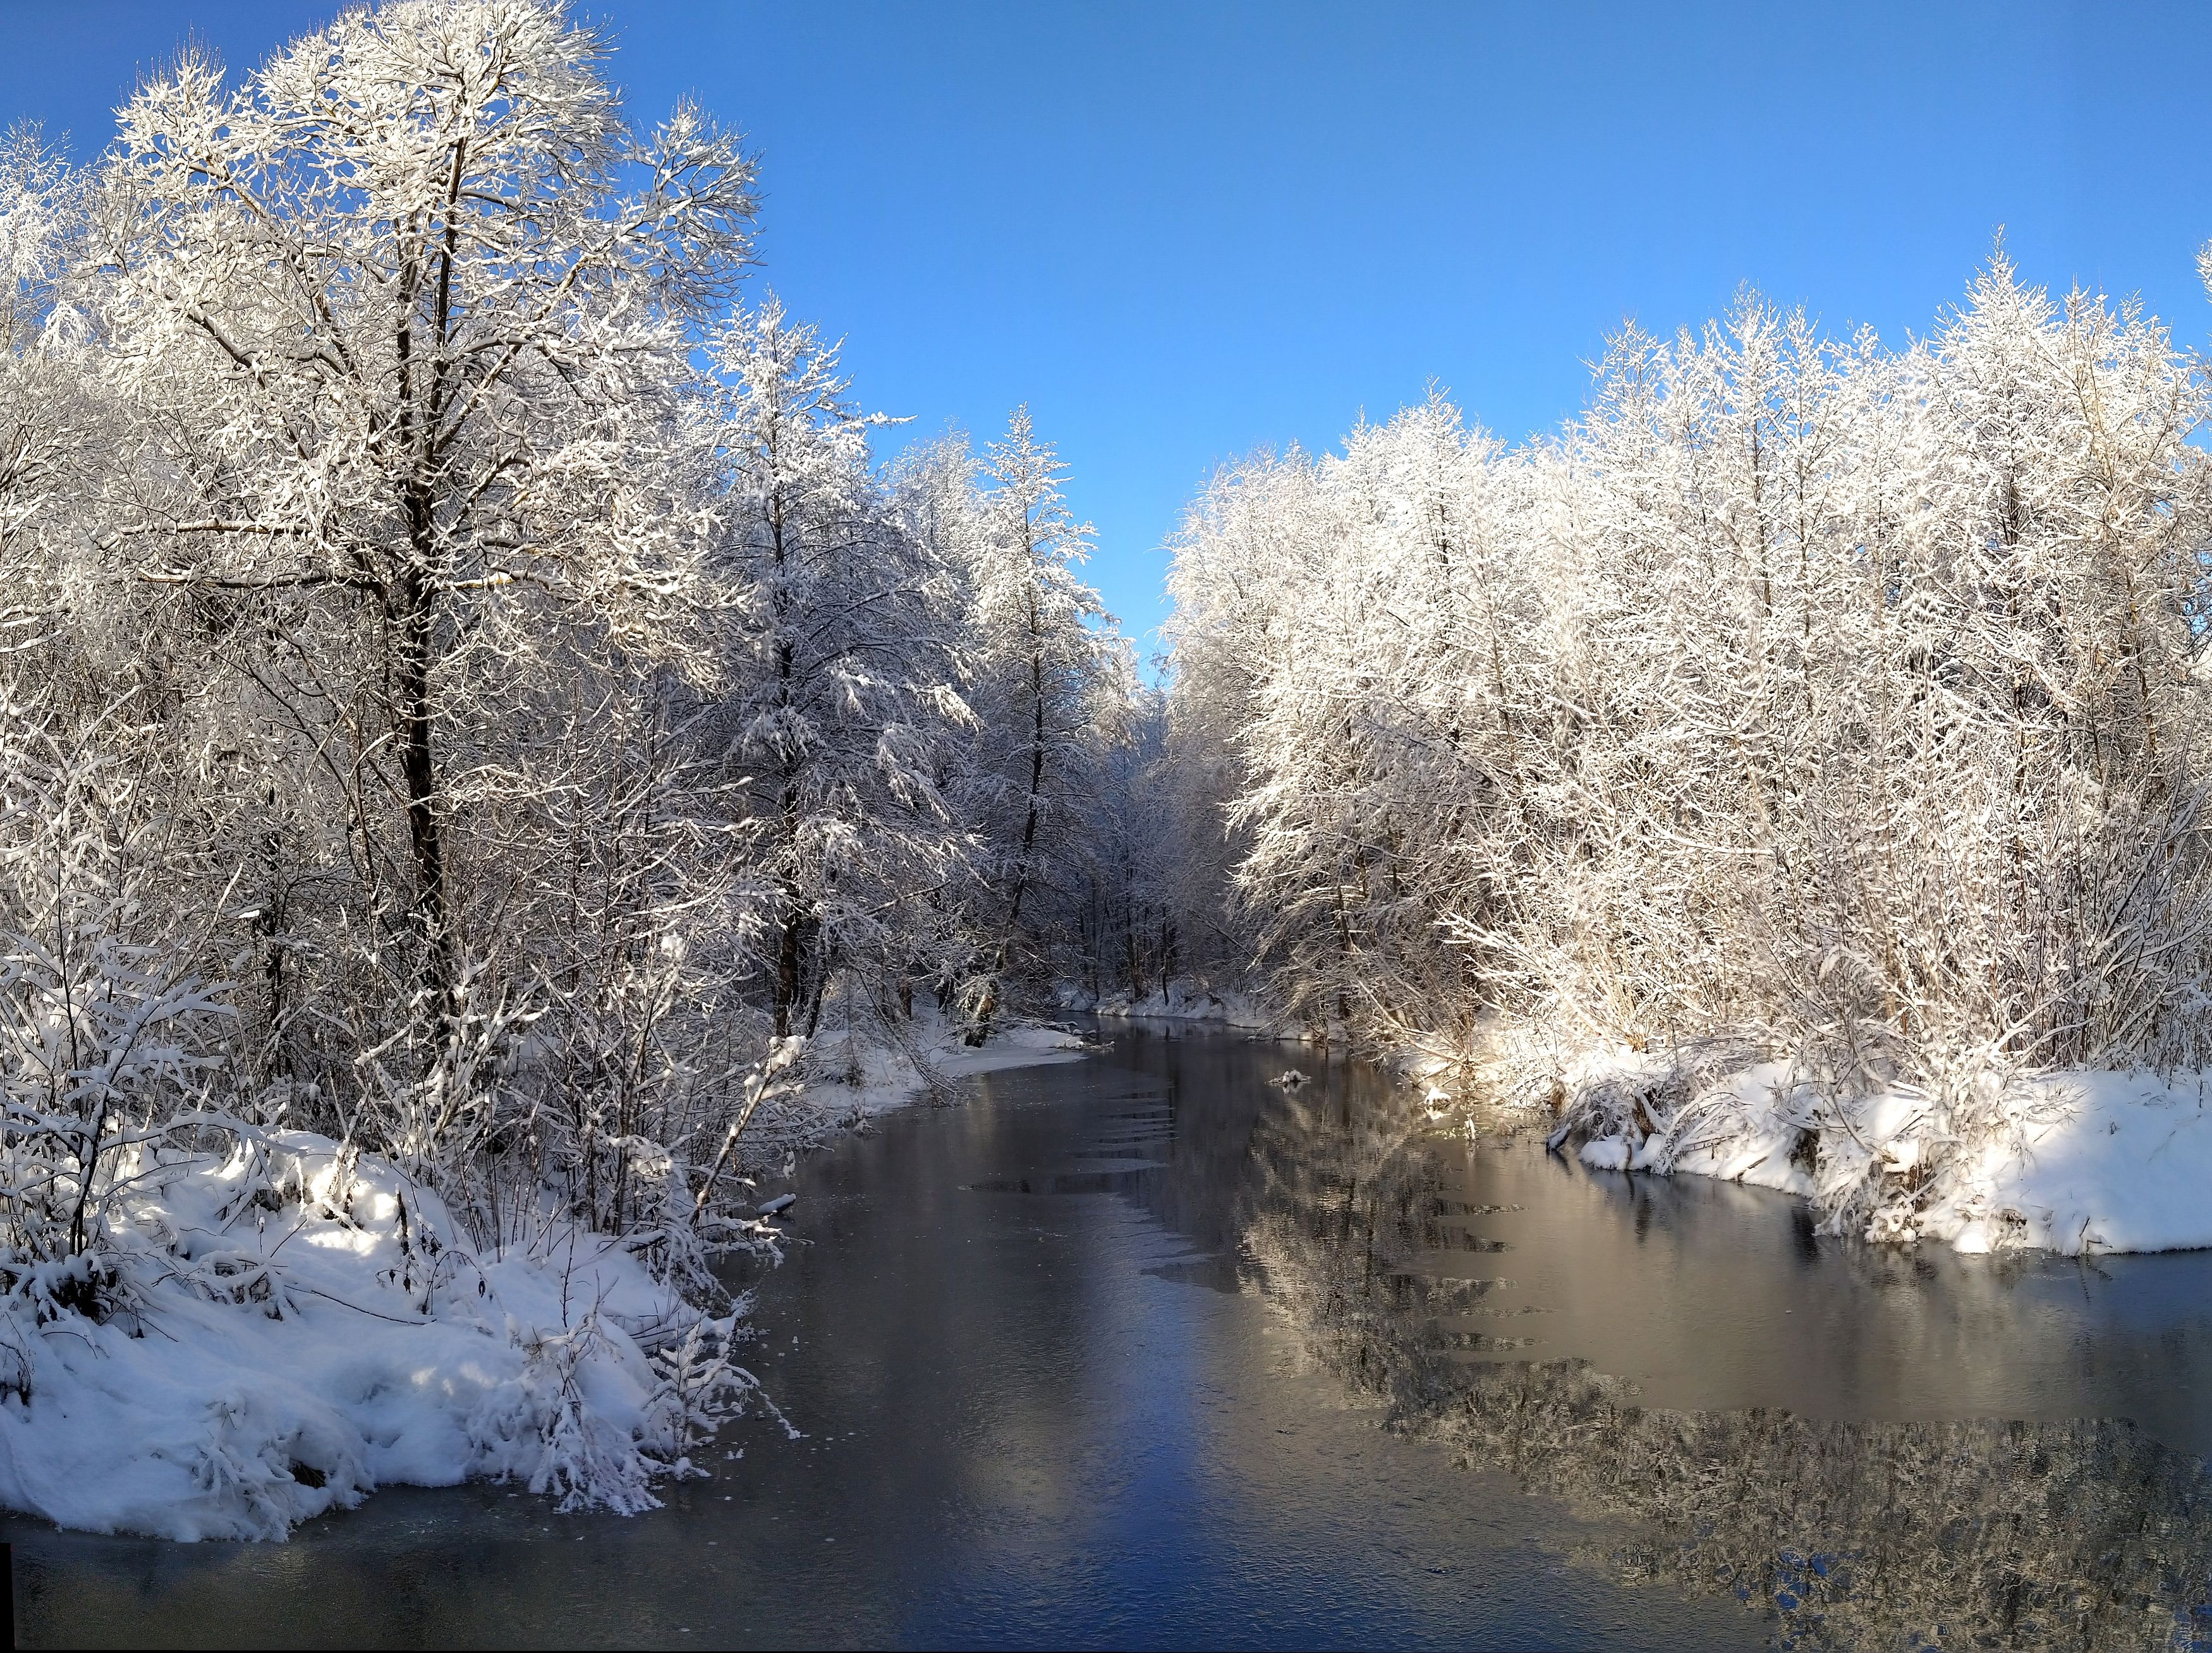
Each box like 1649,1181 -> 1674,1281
11,1026 -> 2212,1649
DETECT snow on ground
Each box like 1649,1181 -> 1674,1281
1921,1074 -> 2212,1254
1558,1050 -> 2212,1256
773,1009 -> 1090,1138
0,1137 -> 715,1542
940,1020 -> 1094,1073
1,1018 -> 1087,1541
1076,981 -> 1272,1030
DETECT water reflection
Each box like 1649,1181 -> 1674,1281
15,1027 -> 2212,1649
7,1050 -> 1757,1652
1095,1028 -> 2212,1650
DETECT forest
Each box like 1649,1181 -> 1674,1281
1163,265 -> 2212,1252
8,0 -> 2212,1538
0,0 -> 1138,1534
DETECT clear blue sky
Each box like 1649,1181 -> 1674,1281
6,1 -> 2210,658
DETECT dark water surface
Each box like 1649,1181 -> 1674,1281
15,1027 -> 2212,1649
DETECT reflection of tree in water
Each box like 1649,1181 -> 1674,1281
1231,1070 -> 2212,1651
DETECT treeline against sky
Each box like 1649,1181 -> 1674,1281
1164,262 -> 2212,1174
0,1 -> 1139,1302
15,0 -> 2212,1314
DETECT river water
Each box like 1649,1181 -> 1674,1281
14,1026 -> 2212,1649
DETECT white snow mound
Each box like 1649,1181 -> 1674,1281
1928,1075 -> 2212,1255
0,1134 -> 758,1541
1567,1058 -> 2212,1256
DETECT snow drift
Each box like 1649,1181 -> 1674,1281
0,1131 -> 777,1541
1551,1051 -> 2212,1256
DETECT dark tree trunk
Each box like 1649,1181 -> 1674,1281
394,549 -> 454,1019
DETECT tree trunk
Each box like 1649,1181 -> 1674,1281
970,589 -> 1050,1048
774,910 -> 801,1041
394,553 -> 454,1019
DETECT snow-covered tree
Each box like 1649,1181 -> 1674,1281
86,0 -> 757,1143
951,408 -> 1121,1039
0,124 -> 97,683
1163,259 -> 2212,1237
708,295 -> 969,1038
0,0 -> 1164,1533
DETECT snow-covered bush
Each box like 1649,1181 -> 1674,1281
0,1125 -> 791,1539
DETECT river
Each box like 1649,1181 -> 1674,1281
13,1025 -> 2212,1649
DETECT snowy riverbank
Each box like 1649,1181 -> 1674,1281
0,1020 -> 1087,1542
775,1012 -> 1093,1137
1074,983 -> 1273,1031
1538,1042 -> 2212,1256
